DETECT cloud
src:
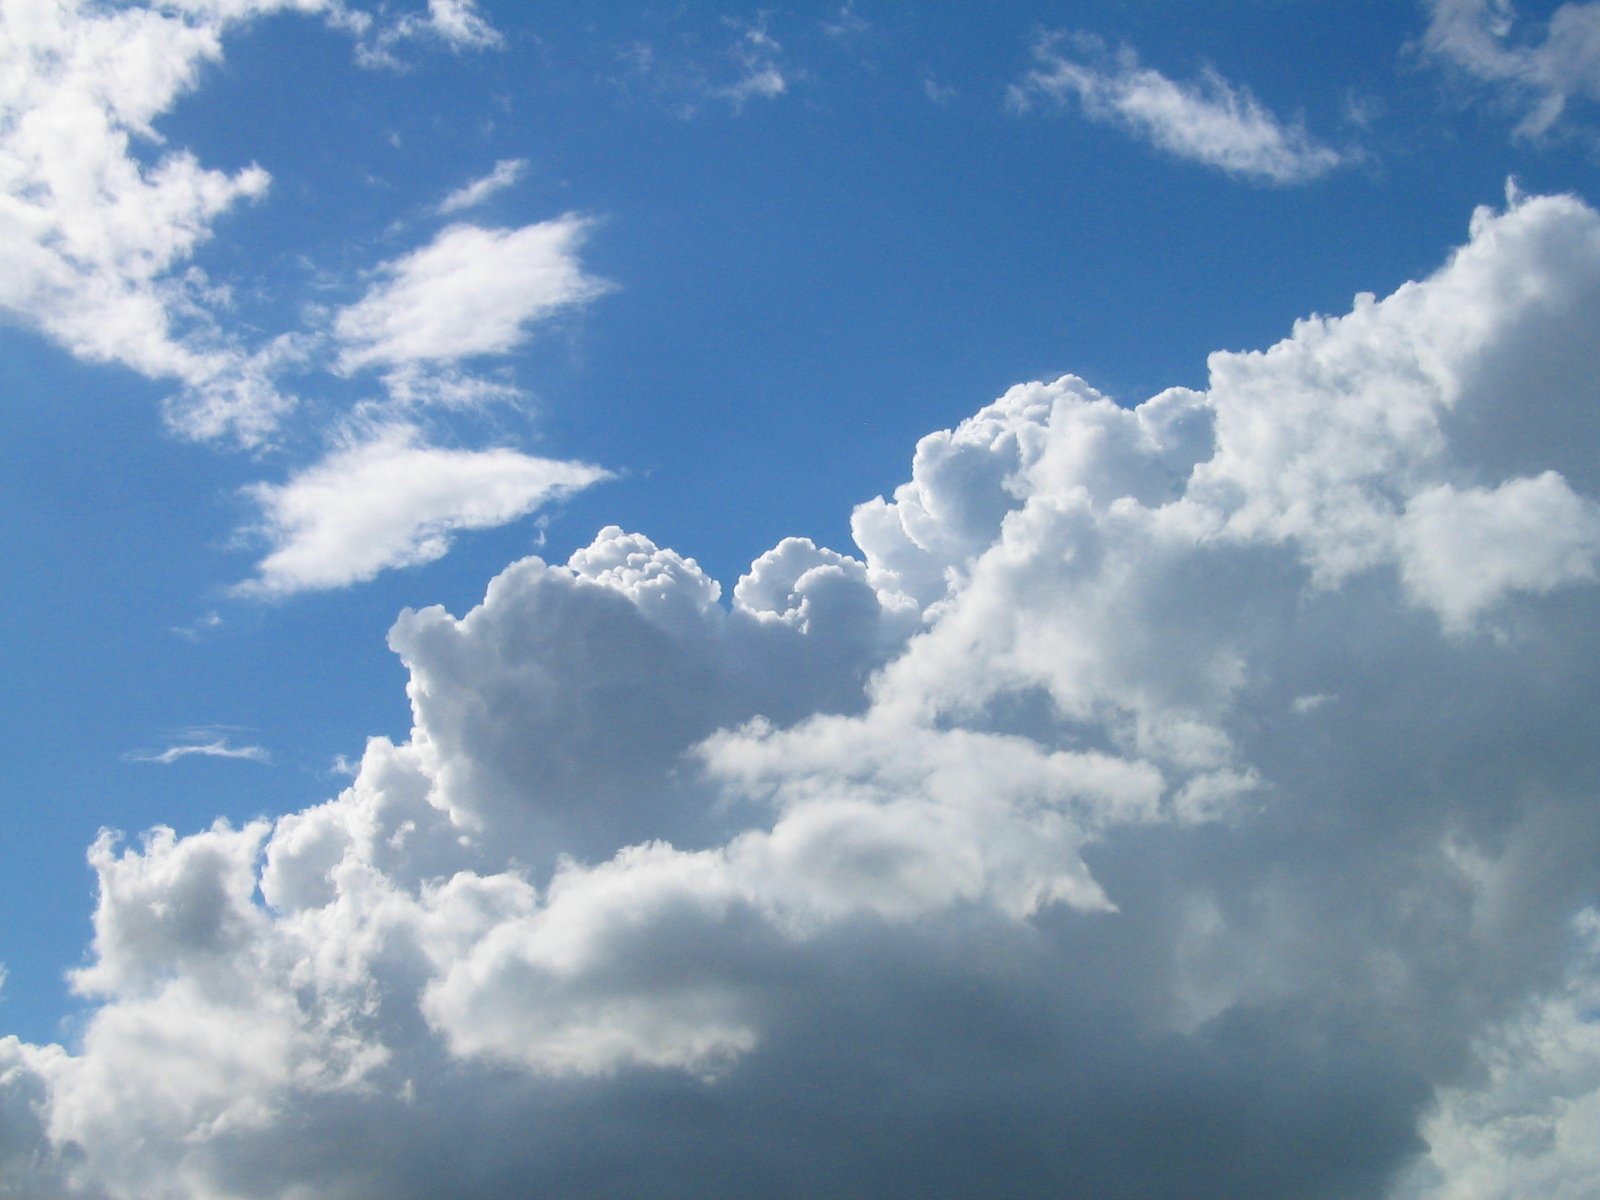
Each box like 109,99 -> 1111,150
0,0 -> 306,445
124,736 -> 272,765
715,18 -> 789,108
1009,32 -> 1349,184
348,0 -> 504,69
436,159 -> 529,215
234,423 -> 611,596
616,15 -> 793,116
334,218 -> 613,373
1422,0 -> 1600,137
8,192 -> 1600,1197
0,0 -> 511,446
1398,910 -> 1600,1200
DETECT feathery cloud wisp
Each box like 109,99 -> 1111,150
1009,32 -> 1349,184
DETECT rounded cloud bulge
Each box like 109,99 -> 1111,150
7,191 -> 1600,1198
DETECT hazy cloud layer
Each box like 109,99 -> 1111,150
4,193 -> 1600,1196
1010,32 -> 1348,184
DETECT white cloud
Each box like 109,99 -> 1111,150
124,737 -> 272,765
617,15 -> 793,116
9,193 -> 1600,1197
348,0 -> 504,69
1422,0 -> 1600,137
0,0 -> 514,446
334,218 -> 613,372
1397,909 -> 1600,1200
716,18 -> 789,108
0,0 -> 311,445
436,159 -> 528,215
234,423 -> 611,595
1009,32 -> 1349,184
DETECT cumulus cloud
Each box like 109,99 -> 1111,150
8,192 -> 1600,1197
436,159 -> 528,215
1009,32 -> 1349,184
234,423 -> 611,595
334,218 -> 612,373
616,15 -> 792,116
1422,0 -> 1600,137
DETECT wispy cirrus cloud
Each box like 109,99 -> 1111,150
715,17 -> 790,108
0,0 -> 512,448
436,159 -> 529,215
124,731 -> 271,765
1421,0 -> 1600,138
615,13 -> 794,116
347,0 -> 504,69
1009,32 -> 1350,184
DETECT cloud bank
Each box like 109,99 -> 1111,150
1423,0 -> 1600,137
6,192 -> 1600,1197
1010,32 -> 1348,184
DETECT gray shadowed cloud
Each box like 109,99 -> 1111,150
5,190 -> 1600,1196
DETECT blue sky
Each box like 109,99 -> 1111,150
5,2 -> 1600,1196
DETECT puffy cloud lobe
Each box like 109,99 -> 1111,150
8,193 -> 1600,1197
235,423 -> 610,595
1009,31 -> 1348,184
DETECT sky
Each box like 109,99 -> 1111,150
4,0 -> 1600,1196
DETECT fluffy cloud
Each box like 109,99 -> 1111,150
235,423 -> 611,595
7,192 -> 1600,1197
1009,32 -> 1348,184
1423,0 -> 1600,137
334,218 -> 613,373
0,0 -> 314,444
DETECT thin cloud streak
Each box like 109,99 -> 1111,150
436,159 -> 529,215
1009,32 -> 1349,184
